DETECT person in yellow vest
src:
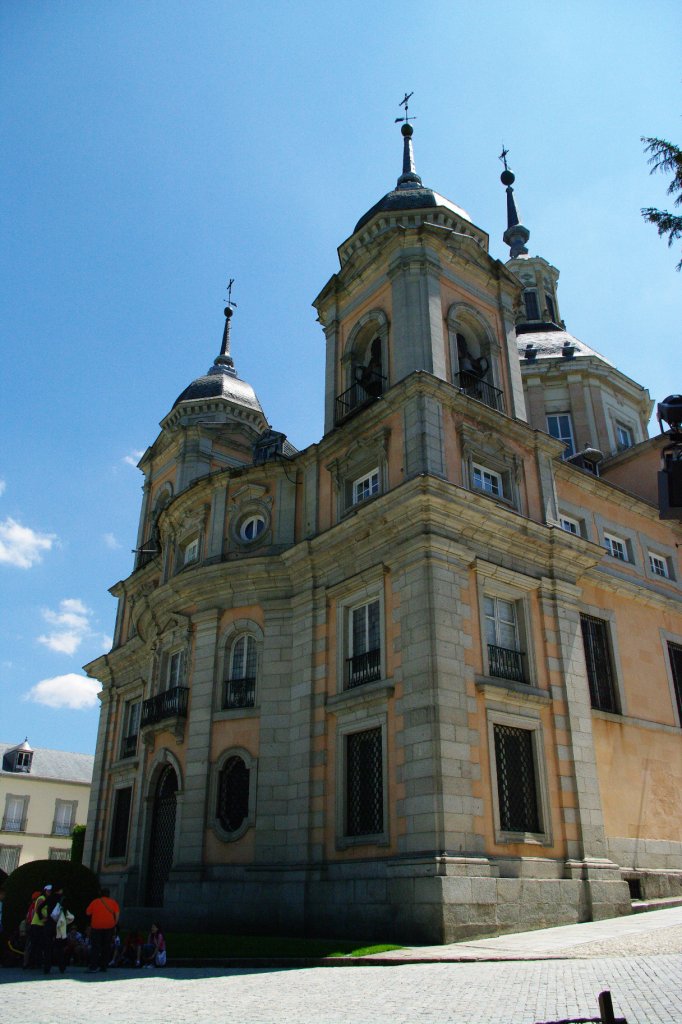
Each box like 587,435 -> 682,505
29,884 -> 52,971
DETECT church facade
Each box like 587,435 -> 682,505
83,123 -> 682,943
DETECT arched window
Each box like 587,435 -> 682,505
216,755 -> 250,834
223,634 -> 257,709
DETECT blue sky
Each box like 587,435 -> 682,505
1,1 -> 680,755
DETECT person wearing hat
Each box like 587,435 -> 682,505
28,884 -> 52,970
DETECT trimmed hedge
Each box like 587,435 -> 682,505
70,825 -> 86,865
2,859 -> 100,934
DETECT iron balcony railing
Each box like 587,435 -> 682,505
454,371 -> 504,413
120,733 -> 138,759
488,644 -> 526,684
345,648 -> 382,689
141,686 -> 189,728
52,822 -> 73,836
335,374 -> 385,424
135,538 -> 159,570
2,816 -> 27,832
222,677 -> 256,710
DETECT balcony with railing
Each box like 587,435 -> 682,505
52,821 -> 73,837
345,648 -> 382,690
488,644 -> 526,684
120,733 -> 139,759
335,373 -> 385,425
141,686 -> 189,728
454,372 -> 504,413
222,677 -> 256,710
1,816 -> 27,832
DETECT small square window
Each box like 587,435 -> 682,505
352,468 -> 380,506
604,534 -> 629,562
560,516 -> 580,536
183,537 -> 199,564
472,464 -> 503,498
649,552 -> 670,578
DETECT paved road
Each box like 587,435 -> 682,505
2,907 -> 681,1024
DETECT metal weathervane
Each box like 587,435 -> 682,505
499,145 -> 510,171
224,277 -> 237,311
395,92 -> 416,125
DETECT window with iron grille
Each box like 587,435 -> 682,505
223,634 -> 257,709
523,290 -> 540,320
0,844 -> 21,873
216,756 -> 250,834
121,699 -> 141,758
108,787 -> 132,859
493,724 -> 540,833
668,642 -> 682,724
580,614 -> 620,713
2,794 -> 27,832
346,727 -> 383,837
49,847 -> 70,861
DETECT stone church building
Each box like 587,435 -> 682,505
84,122 -> 682,943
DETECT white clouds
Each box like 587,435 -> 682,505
24,672 -> 100,709
37,598 -> 92,655
104,532 -> 121,549
0,517 -> 56,568
123,449 -> 144,467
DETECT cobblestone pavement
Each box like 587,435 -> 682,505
1,956 -> 681,1024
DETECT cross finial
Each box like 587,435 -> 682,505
224,277 -> 237,311
395,91 -> 416,124
499,145 -> 510,171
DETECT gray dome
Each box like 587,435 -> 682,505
173,362 -> 265,414
354,185 -> 472,233
517,326 -> 614,366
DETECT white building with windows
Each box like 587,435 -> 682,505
0,740 -> 93,876
83,124 -> 682,943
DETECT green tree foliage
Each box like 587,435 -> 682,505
70,824 -> 86,865
3,859 -> 100,934
641,136 -> 682,270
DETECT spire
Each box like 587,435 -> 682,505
499,147 -> 530,259
395,92 -> 422,189
214,277 -> 237,375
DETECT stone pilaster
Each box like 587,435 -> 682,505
389,251 -> 444,381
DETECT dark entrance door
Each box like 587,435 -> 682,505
145,764 -> 178,906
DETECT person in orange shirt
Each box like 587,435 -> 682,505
85,888 -> 120,973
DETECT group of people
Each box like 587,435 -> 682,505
2,882 -> 166,974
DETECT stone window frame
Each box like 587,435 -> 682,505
595,516 -> 639,569
559,514 -> 581,536
107,783 -> 134,863
119,694 -> 142,760
352,466 -> 380,507
660,629 -> 682,728
327,431 -> 390,521
475,565 -> 538,689
48,847 -> 71,861
341,309 -> 390,395
335,713 -> 389,850
52,798 -> 77,836
546,412 -> 576,459
579,604 -> 627,717
486,706 -> 552,847
523,289 -> 541,321
642,539 -> 677,584
604,406 -> 639,455
334,573 -> 386,694
215,619 -> 264,716
229,485 -> 273,550
2,793 -> 29,833
446,303 -> 502,395
557,500 -> 591,541
460,424 -> 522,511
603,532 -> 631,563
209,747 -> 258,843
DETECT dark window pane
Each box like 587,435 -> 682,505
346,727 -> 383,836
494,724 -> 540,833
524,290 -> 540,320
109,787 -> 132,859
669,642 -> 682,723
580,614 -> 619,713
217,756 -> 250,833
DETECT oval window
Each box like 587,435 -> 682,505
240,514 -> 265,542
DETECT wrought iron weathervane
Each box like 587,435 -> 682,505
395,91 -> 416,125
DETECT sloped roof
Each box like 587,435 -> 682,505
0,742 -> 93,784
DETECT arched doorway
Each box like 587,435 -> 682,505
145,764 -> 178,907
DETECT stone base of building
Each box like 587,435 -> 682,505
114,854 -> 637,944
608,836 -> 682,902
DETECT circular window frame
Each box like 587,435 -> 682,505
230,500 -> 271,548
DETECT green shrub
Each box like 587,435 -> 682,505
70,825 -> 86,865
3,859 -> 100,934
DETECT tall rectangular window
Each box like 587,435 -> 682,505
52,800 -> 77,836
545,293 -> 556,322
2,795 -> 27,832
347,599 -> 381,688
668,642 -> 682,724
523,290 -> 540,320
352,468 -> 380,506
580,614 -> 620,713
109,787 -> 133,859
546,413 -> 576,458
484,596 -> 525,683
616,423 -> 634,450
346,727 -> 383,837
0,845 -> 21,873
167,649 -> 185,689
121,700 -> 141,758
493,724 -> 540,833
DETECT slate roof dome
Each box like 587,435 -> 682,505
172,362 -> 265,414
517,325 -> 614,366
354,122 -> 471,233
